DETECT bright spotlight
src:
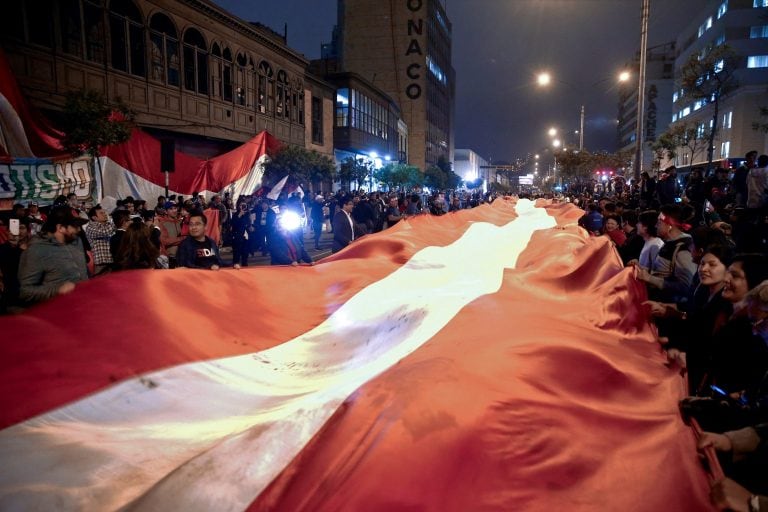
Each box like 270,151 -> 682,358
278,210 -> 302,231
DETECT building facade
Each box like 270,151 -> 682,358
617,42 -> 676,172
0,0 -> 335,159
454,149 -> 488,184
335,0 -> 454,171
668,0 -> 768,169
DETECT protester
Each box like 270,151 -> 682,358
177,211 -> 226,270
84,204 -> 115,275
17,207 -> 89,305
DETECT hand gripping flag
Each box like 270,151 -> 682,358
0,199 -> 714,511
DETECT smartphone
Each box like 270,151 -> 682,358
674,197 -> 682,203
9,218 -> 19,236
710,384 -> 727,396
704,199 -> 714,213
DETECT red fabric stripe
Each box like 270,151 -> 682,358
249,203 -> 713,511
0,201 -> 516,429
101,129 -> 281,195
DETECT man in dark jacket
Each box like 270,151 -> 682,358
332,196 -> 356,253
18,207 -> 89,305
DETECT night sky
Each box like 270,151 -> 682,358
213,0 -> 697,163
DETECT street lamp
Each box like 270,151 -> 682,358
548,127 -> 557,138
537,70 -> 632,152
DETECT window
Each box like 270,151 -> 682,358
721,141 -> 730,158
298,89 -> 305,125
109,0 -> 145,77
751,26 -> 768,38
672,113 -> 678,122
748,55 -> 768,68
311,96 -> 323,144
149,13 -> 179,86
336,88 -> 349,127
257,61 -> 273,113
210,44 -> 233,101
717,1 -> 727,18
715,33 -> 725,46
681,106 -> 691,117
723,111 -> 732,129
84,0 -> 106,63
234,53 -> 252,107
694,100 -> 703,111
61,0 -> 83,57
755,0 -> 768,7
672,91 -> 679,103
182,28 -> 208,94
25,0 -> 54,47
715,59 -> 724,73
276,70 -> 287,118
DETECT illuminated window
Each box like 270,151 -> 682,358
721,141 -> 730,158
715,59 -> 724,72
755,0 -> 768,7
715,33 -> 725,46
426,55 -> 447,85
717,1 -> 728,18
748,55 -> 768,68
335,88 -> 349,127
672,91 -> 679,102
723,111 -> 732,129
681,107 -> 691,117
751,26 -> 768,38
672,113 -> 678,122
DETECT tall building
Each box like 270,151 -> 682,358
454,149 -> 488,185
0,0 -> 335,159
616,42 -> 676,172
668,0 -> 768,169
334,0 -> 455,171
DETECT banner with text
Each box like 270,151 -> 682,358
0,156 -> 97,209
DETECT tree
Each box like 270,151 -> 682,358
60,89 -> 135,185
263,145 -> 335,192
652,122 -> 710,170
337,157 -> 373,190
678,43 -> 739,171
375,163 -> 422,190
424,166 -> 447,190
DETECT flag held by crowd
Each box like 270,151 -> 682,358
0,199 -> 713,511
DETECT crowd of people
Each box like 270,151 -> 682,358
0,188 -> 496,313
573,150 -> 768,512
1,149 -> 767,509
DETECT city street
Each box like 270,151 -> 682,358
219,227 -> 334,266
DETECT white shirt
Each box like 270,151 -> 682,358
639,237 -> 664,271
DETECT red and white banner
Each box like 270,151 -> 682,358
100,128 -> 281,203
0,199 -> 713,511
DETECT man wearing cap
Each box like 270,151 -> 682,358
25,202 -> 46,237
18,206 -> 89,305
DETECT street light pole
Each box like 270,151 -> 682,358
579,105 -> 585,151
633,0 -> 650,182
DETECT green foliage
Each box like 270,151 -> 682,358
337,157 -> 373,190
60,89 -> 135,158
553,149 -> 632,181
652,122 -> 709,165
678,44 -> 739,169
424,166 -> 447,190
263,145 -> 335,189
375,163 -> 422,190
678,44 -> 738,102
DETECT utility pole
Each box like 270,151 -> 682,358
633,0 -> 650,182
579,105 -> 585,151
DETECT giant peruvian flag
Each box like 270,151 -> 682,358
0,199 -> 713,511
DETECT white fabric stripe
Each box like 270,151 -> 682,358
0,200 -> 556,512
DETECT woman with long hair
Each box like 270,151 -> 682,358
114,222 -> 161,270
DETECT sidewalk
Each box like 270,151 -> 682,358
219,228 -> 334,266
